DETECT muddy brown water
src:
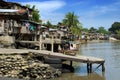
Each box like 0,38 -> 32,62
53,41 -> 120,80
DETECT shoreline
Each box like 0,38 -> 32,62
0,53 -> 62,80
80,39 -> 120,44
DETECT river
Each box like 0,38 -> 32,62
54,41 -> 120,80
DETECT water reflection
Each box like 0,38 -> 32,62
53,72 -> 105,80
74,64 -> 105,80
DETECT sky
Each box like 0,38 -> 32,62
7,0 -> 120,29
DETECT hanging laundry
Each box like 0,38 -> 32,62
25,23 -> 30,28
25,23 -> 30,32
29,24 -> 34,31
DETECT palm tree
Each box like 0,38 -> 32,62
62,12 -> 82,36
62,12 -> 80,28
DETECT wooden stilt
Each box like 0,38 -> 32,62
89,63 -> 92,73
102,72 -> 105,77
102,63 -> 105,72
87,63 -> 92,73
51,35 -> 54,53
34,33 -> 37,41
87,63 -> 90,73
39,35 -> 42,50
69,61 -> 74,72
70,61 -> 73,67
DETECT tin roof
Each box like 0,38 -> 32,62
0,9 -> 19,12
0,0 -> 33,11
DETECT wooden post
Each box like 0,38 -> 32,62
87,63 -> 90,73
34,32 -> 37,41
87,63 -> 92,73
89,63 -> 92,73
102,63 -> 105,72
51,35 -> 54,53
70,61 -> 73,67
39,35 -> 42,50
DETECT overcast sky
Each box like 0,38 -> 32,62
7,0 -> 120,29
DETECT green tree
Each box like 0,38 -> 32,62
43,21 -> 53,28
31,5 -> 40,22
26,4 -> 30,8
89,27 -> 97,33
62,12 -> 80,28
109,22 -> 120,34
98,27 -> 108,34
82,28 -> 89,33
26,4 -> 40,22
57,22 -> 63,28
116,30 -> 120,39
62,12 -> 82,36
70,24 -> 82,36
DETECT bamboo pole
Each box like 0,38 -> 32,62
39,35 -> 42,50
51,35 -> 54,53
34,32 -> 37,41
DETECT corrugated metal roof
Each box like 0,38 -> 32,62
0,9 -> 19,12
21,20 -> 41,25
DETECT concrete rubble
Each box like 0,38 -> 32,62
0,54 -> 61,80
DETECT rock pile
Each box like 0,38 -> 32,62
0,54 -> 61,80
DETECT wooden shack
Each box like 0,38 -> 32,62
0,0 -> 42,48
0,0 -> 33,36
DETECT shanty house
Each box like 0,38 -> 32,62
0,0 -> 42,48
0,0 -> 33,35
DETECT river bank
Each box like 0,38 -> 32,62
0,53 -> 61,80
